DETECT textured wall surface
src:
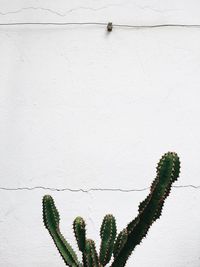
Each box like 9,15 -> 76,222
1,1 -> 200,266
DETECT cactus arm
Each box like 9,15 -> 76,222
99,214 -> 117,266
73,216 -> 87,265
113,229 -> 128,258
73,216 -> 86,252
111,152 -> 180,267
84,239 -> 99,267
43,195 -> 80,267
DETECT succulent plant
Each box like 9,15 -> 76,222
43,152 -> 180,266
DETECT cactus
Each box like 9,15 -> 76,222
73,216 -> 86,252
113,229 -> 128,258
111,151 -> 180,267
73,216 -> 87,265
99,214 -> 117,265
84,239 -> 99,267
42,152 -> 180,266
42,195 -> 81,267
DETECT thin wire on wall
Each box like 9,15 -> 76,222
0,22 -> 200,29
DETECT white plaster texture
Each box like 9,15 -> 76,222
0,1 -> 200,266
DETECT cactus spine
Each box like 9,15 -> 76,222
42,152 -> 180,267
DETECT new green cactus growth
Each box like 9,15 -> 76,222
113,228 -> 128,258
99,214 -> 117,265
73,217 -> 86,253
84,239 -> 99,267
42,152 -> 180,266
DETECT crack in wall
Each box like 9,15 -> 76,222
0,4 -> 124,17
134,3 -> 180,13
0,185 -> 199,192
0,186 -> 150,192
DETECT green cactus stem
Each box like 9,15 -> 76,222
111,152 -> 180,267
73,216 -> 87,266
84,239 -> 99,267
113,228 -> 128,258
99,214 -> 117,266
73,216 -> 86,252
43,195 -> 80,267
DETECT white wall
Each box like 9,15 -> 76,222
1,1 -> 200,266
